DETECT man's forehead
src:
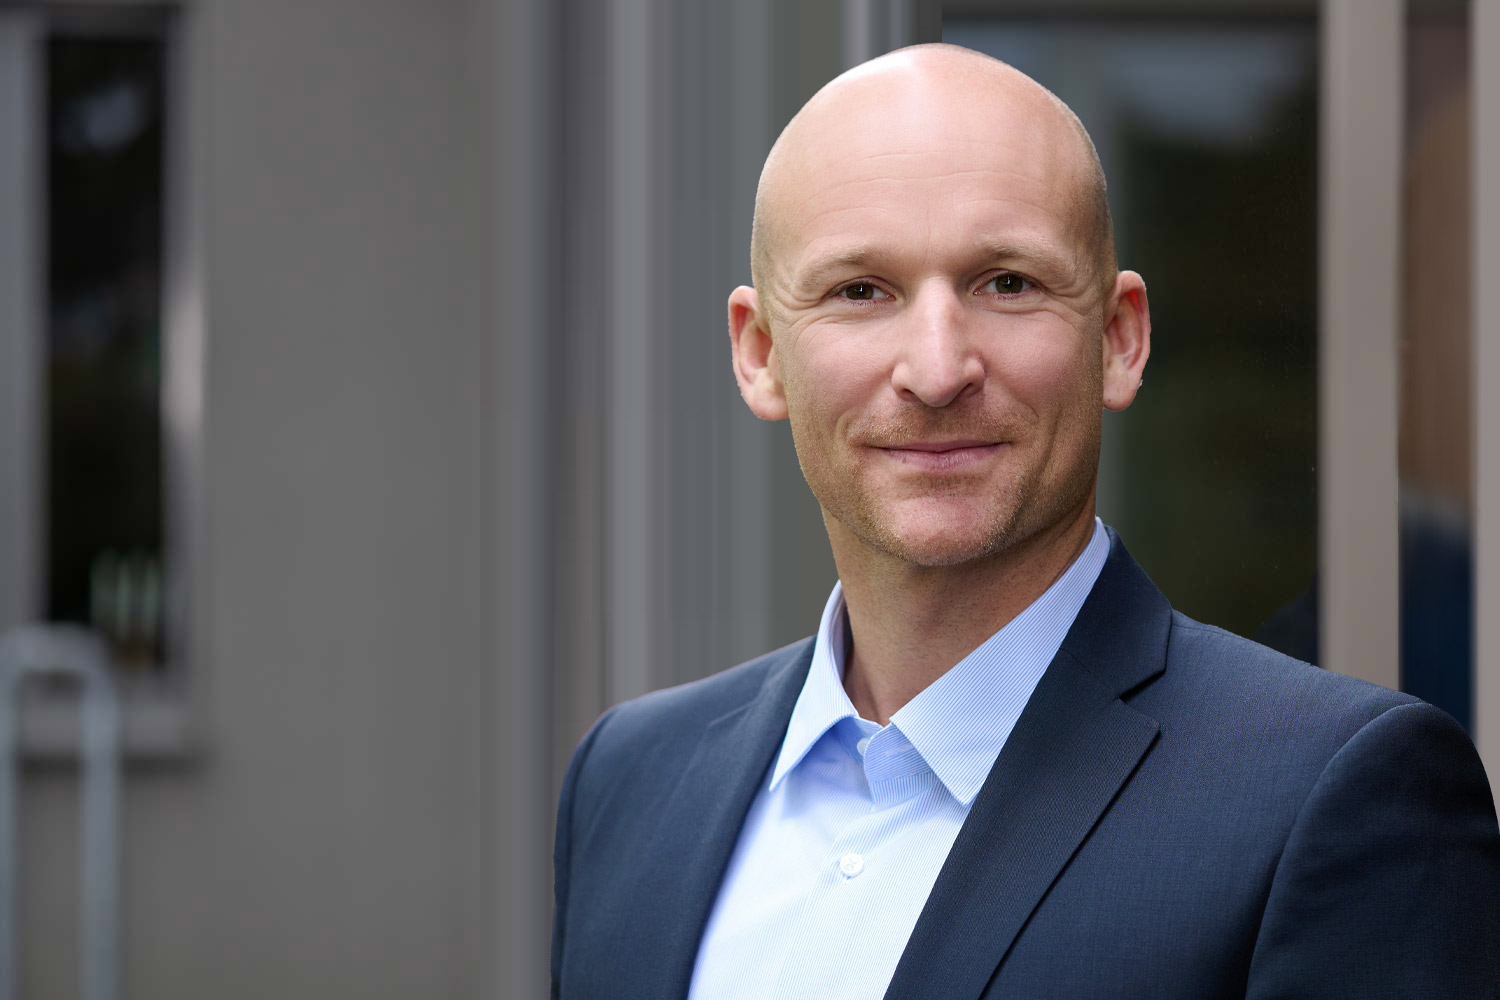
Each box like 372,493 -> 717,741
776,140 -> 1066,225
766,130 -> 1092,288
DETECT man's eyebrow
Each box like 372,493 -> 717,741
970,235 -> 1076,273
789,244 -> 886,294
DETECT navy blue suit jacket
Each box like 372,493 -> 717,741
552,532 -> 1500,998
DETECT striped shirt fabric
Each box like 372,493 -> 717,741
688,518 -> 1109,1000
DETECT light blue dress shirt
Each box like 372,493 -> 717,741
688,518 -> 1109,1000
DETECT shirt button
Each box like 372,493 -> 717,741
856,737 -> 870,756
840,853 -> 865,878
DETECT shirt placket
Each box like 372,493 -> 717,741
771,725 -> 940,1000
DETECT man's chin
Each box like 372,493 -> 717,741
883,538 -> 1011,569
856,514 -> 1019,569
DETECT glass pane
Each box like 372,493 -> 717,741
1400,1 -> 1472,729
943,17 -> 1320,645
45,33 -> 166,672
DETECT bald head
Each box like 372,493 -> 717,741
749,44 -> 1115,311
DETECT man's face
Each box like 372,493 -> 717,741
753,72 -> 1117,568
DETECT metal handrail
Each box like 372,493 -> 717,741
0,624 -> 120,1000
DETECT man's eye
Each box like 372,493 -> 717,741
841,282 -> 887,301
987,273 -> 1032,295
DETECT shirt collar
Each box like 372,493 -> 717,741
769,518 -> 1110,805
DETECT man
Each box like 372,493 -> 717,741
551,44 -> 1500,999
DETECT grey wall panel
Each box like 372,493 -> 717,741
0,13 -> 40,636
20,0 -> 490,995
1318,0 -> 1402,689
1476,0 -> 1500,784
488,0 -> 557,993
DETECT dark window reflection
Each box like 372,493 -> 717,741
945,18 -> 1319,645
1398,4 -> 1472,730
45,34 -> 166,672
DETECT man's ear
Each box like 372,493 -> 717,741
1100,271 -> 1151,412
729,285 -> 788,421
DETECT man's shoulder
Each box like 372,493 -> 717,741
1082,532 -> 1446,750
578,637 -> 813,761
1164,609 -> 1412,706
558,638 -> 812,845
1151,608 -> 1450,761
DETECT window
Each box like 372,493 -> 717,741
1399,0 -> 1473,729
0,5 -> 194,754
47,26 -> 169,673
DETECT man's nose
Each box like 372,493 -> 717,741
889,284 -> 984,408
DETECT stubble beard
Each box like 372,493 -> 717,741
796,407 -> 1102,571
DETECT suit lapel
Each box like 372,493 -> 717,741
884,533 -> 1172,1000
641,640 -> 813,999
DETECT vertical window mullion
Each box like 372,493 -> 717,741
0,11 -> 43,636
1474,0 -> 1500,779
1318,0 -> 1403,689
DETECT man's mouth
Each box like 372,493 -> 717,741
876,439 -> 1005,471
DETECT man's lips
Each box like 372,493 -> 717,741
874,439 -> 1005,471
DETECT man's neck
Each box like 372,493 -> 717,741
831,504 -> 1097,726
